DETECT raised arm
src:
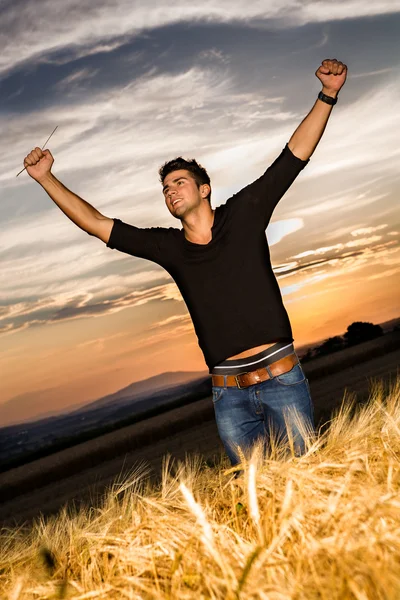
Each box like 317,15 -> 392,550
288,58 -> 348,161
22,147 -> 113,244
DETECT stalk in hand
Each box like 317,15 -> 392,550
23,146 -> 54,182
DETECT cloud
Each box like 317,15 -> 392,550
44,40 -> 133,66
198,48 -> 231,64
280,283 -> 303,296
0,280 -> 182,336
1,66 -> 237,185
367,266 -> 400,280
301,0 -> 399,22
146,313 -> 192,330
276,237 -> 400,298
267,218 -> 304,246
275,251 -> 364,277
289,29 -> 329,55
351,224 -> 388,236
288,193 -> 389,218
143,313 -> 195,345
291,233 -> 387,259
0,222 -> 170,299
1,1 -> 399,75
53,68 -> 100,91
351,67 -> 394,78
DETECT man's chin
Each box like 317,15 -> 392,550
171,208 -> 184,220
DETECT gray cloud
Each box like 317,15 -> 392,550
1,1 -> 399,76
53,67 -> 100,92
0,280 -> 181,335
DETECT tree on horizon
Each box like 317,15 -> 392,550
314,335 -> 345,357
300,320 -> 385,362
344,321 -> 383,347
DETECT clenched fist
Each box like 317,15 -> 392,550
23,147 -> 54,182
315,58 -> 347,94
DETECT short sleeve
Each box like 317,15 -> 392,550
231,143 -> 309,228
106,218 -> 170,265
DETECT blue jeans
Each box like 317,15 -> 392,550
212,361 -> 315,467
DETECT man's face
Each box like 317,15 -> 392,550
162,169 -> 204,219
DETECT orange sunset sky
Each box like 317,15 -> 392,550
1,2 -> 399,424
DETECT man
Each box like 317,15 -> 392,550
23,58 -> 347,469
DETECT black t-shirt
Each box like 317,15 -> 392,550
107,143 -> 309,372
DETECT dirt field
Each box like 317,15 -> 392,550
1,337 -> 399,528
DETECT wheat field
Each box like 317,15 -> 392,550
1,375 -> 400,599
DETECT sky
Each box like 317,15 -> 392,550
1,0 -> 399,424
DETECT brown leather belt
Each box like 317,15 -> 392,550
211,353 -> 298,389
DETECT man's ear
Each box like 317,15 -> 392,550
201,183 -> 211,198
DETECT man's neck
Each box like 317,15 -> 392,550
182,207 -> 215,244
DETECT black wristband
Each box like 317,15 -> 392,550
318,91 -> 338,105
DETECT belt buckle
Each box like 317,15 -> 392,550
234,374 -> 245,389
235,368 -> 267,389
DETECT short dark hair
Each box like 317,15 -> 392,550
158,157 -> 212,204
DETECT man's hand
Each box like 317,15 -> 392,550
315,58 -> 348,95
23,147 -> 54,182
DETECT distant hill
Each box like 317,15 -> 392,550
0,370 -> 207,428
73,371 -> 208,414
379,317 -> 400,333
0,373 -> 212,471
